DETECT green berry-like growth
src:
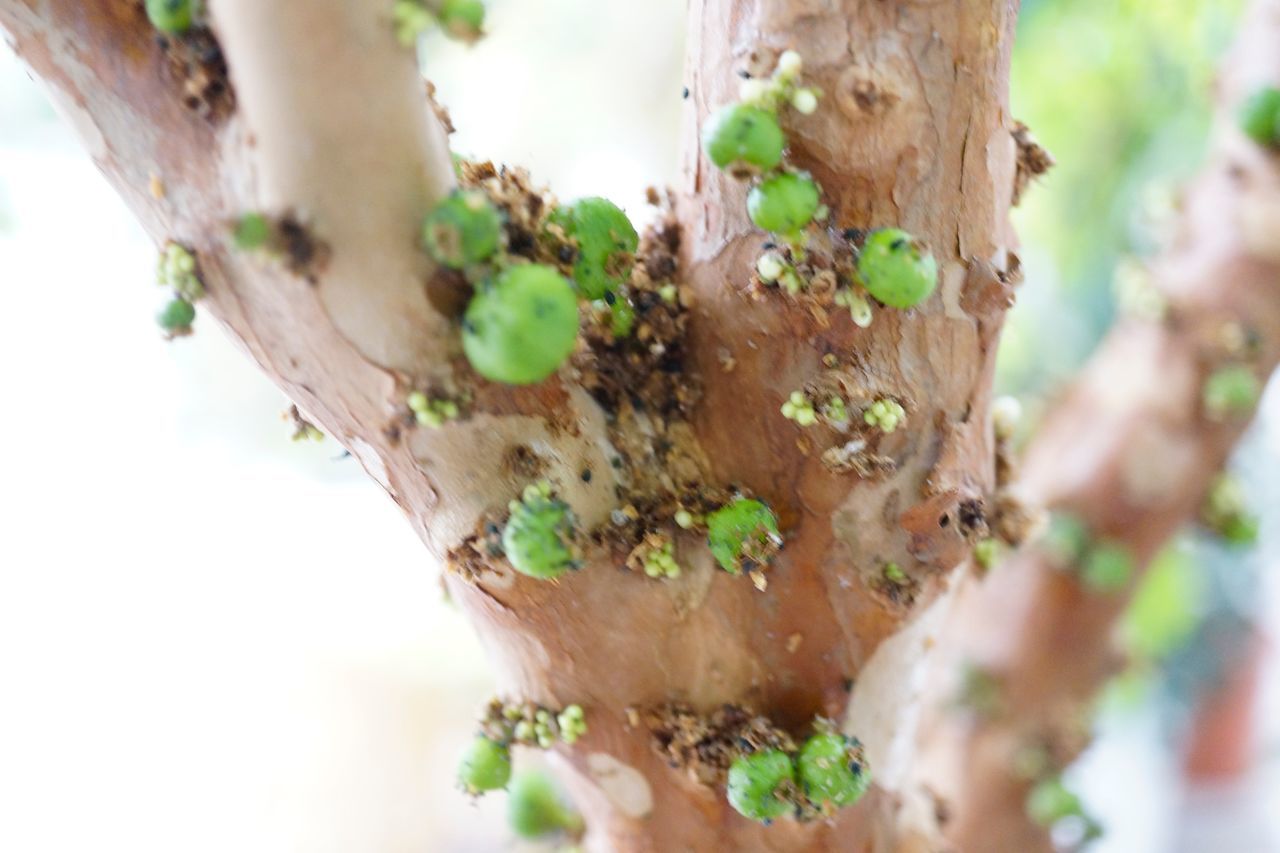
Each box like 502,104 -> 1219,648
462,264 -> 579,385
863,398 -> 906,433
1203,364 -> 1261,420
233,213 -> 271,252
157,298 -> 196,334
507,772 -> 583,840
1239,85 -> 1280,146
1025,775 -> 1101,843
1081,542 -> 1134,592
439,0 -> 486,42
502,481 -> 579,580
423,189 -> 503,270
407,391 -> 460,429
458,736 -> 512,795
780,391 -> 817,426
556,703 -> 588,744
727,749 -> 796,822
747,172 -> 820,235
157,242 -> 205,303
549,197 -> 639,300
796,733 -> 870,810
703,104 -> 786,174
973,537 -> 1001,571
706,497 -> 781,575
1202,474 -> 1260,545
857,228 -> 938,309
146,0 -> 197,34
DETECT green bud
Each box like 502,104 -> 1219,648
747,172 -> 820,235
439,0 -> 485,42
857,228 -> 937,309
233,213 -> 271,252
507,772 -> 583,840
1203,365 -> 1261,420
796,733 -> 870,809
458,736 -> 511,795
706,497 -> 781,575
973,537 -> 1000,570
549,197 -> 639,300
1081,542 -> 1134,592
1239,86 -> 1280,146
462,265 -> 579,385
157,297 -> 196,333
146,0 -> 198,34
423,190 -> 503,270
1025,776 -> 1082,827
703,104 -> 786,174
609,295 -> 635,338
502,481 -> 579,580
727,749 -> 796,822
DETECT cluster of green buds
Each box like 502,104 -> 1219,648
780,391 -> 818,426
705,497 -> 782,589
422,185 -> 641,384
145,0 -> 202,35
1203,364 -> 1261,421
862,398 -> 906,433
781,390 -> 853,429
627,532 -> 681,579
1201,473 -> 1259,545
419,186 -> 580,386
393,0 -> 485,46
1239,85 -> 1280,148
726,722 -> 871,823
507,771 -> 584,841
1025,775 -> 1103,843
703,51 -> 824,246
1046,514 -> 1135,593
155,242 -> 204,338
458,700 -> 589,796
501,480 -> 581,580
406,390 -> 460,429
547,196 -> 640,338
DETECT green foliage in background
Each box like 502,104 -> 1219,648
1120,541 -> 1205,663
1000,0 -> 1243,395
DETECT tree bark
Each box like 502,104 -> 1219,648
913,2 -> 1280,848
0,0 -> 1059,850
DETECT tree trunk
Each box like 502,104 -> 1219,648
912,2 -> 1280,847
0,0 -> 1149,850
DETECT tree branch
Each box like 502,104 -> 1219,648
4,0 -> 1040,849
916,2 -> 1280,847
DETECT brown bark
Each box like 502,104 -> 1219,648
2,0 -> 1033,850
915,2 -> 1280,849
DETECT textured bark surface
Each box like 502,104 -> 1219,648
1,0 -> 1032,850
915,2 -> 1280,849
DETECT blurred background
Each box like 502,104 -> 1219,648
1,0 -> 1278,850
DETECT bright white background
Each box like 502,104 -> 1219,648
1,1 -> 1278,851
